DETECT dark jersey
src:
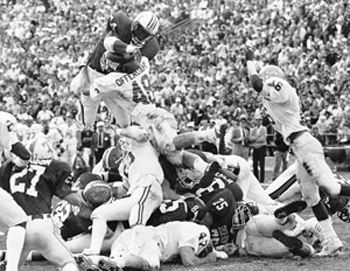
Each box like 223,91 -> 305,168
147,199 -> 188,226
210,206 -> 236,247
52,197 -> 125,240
52,200 -> 91,240
89,11 -> 160,74
0,159 -> 74,215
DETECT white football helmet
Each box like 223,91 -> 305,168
131,11 -> 160,47
259,65 -> 285,81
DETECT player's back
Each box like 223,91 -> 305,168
122,138 -> 163,191
157,221 -> 210,262
52,200 -> 92,240
0,159 -> 73,215
89,11 -> 159,73
261,77 -> 307,141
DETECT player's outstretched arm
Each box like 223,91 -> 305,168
245,47 -> 263,92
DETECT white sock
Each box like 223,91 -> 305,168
6,226 -> 26,271
193,158 -> 208,173
89,219 -> 107,254
61,262 -> 79,271
319,218 -> 337,240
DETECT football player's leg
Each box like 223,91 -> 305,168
265,163 -> 302,204
129,175 -> 163,227
103,97 -> 131,128
24,218 -> 79,271
66,223 -> 124,255
246,214 -> 296,238
79,94 -> 100,128
88,198 -> 132,255
232,156 -> 276,206
295,150 -> 343,257
243,234 -> 291,258
0,188 -> 27,271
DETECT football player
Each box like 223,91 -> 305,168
0,111 -> 31,271
246,47 -> 350,257
83,125 -> 164,256
0,158 -> 88,271
230,200 -> 315,258
79,221 -> 217,271
70,10 -> 221,177
71,11 -> 160,128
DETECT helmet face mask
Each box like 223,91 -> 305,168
231,201 -> 256,230
176,167 -> 202,190
131,11 -> 160,47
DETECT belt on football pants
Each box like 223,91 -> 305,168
288,131 -> 307,143
28,214 -> 51,221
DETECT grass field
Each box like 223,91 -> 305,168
2,162 -> 350,271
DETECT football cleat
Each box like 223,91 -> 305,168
75,255 -> 102,271
316,236 -> 343,257
273,230 -> 314,257
274,200 -> 307,219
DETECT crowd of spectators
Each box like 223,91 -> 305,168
2,0 -> 350,165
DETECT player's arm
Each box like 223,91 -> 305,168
245,48 -> 263,92
179,247 -> 216,266
104,13 -> 140,59
116,126 -> 149,143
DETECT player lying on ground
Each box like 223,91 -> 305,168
83,125 -> 165,256
77,221 -> 219,271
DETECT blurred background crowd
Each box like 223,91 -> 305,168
1,0 -> 350,181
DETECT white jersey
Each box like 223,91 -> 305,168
157,221 -> 211,262
119,138 -> 163,193
0,111 -> 19,150
59,123 -> 81,146
260,77 -> 307,143
90,57 -> 154,128
18,123 -> 43,145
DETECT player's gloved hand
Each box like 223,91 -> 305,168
245,47 -> 254,61
126,44 -> 142,63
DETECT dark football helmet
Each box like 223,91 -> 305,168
82,181 -> 113,209
73,172 -> 102,190
231,201 -> 259,230
131,11 -> 160,47
185,196 -> 208,223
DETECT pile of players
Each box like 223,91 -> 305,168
1,8 -> 350,271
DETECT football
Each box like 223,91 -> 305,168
82,181 -> 113,209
